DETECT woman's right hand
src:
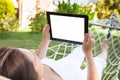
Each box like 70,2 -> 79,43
82,33 -> 94,57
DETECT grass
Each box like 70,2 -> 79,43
0,32 -> 42,49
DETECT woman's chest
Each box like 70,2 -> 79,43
43,64 -> 63,80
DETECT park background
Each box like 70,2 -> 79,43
0,0 -> 120,80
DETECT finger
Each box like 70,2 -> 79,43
83,33 -> 89,44
46,24 -> 50,31
89,33 -> 94,42
44,24 -> 50,32
87,33 -> 94,46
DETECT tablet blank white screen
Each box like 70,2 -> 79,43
50,15 -> 85,43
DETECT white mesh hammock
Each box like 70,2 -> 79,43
46,16 -> 120,80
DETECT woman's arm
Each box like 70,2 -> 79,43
36,24 -> 51,59
82,33 -> 99,80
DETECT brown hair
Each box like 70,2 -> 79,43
0,47 -> 38,80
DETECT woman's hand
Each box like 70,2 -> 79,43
36,24 -> 51,59
82,33 -> 99,80
82,33 -> 94,57
42,24 -> 50,42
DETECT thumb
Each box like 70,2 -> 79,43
83,33 -> 89,44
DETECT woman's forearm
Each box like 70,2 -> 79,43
86,51 -> 99,80
82,33 -> 98,80
36,39 -> 50,59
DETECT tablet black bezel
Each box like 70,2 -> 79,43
46,11 -> 88,44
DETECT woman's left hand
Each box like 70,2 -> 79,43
42,24 -> 50,42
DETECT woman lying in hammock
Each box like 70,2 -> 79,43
0,24 -> 109,80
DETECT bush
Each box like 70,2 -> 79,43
56,0 -> 95,20
96,0 -> 120,19
29,12 -> 47,33
0,14 -> 19,31
0,0 -> 18,31
0,0 -> 15,17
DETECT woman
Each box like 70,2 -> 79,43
0,24 -> 109,80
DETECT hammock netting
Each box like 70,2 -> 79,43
46,26 -> 120,80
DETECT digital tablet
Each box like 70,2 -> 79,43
46,11 -> 88,44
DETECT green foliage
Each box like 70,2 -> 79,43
118,72 -> 120,80
30,12 -> 47,33
0,15 -> 19,31
0,0 -> 15,17
104,0 -> 120,11
56,0 -> 95,20
96,0 -> 120,19
0,0 -> 18,31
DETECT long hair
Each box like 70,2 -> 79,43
0,47 -> 38,80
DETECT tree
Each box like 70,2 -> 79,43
96,0 -> 120,19
0,0 -> 18,31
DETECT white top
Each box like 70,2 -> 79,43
41,58 -> 86,80
41,46 -> 106,80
